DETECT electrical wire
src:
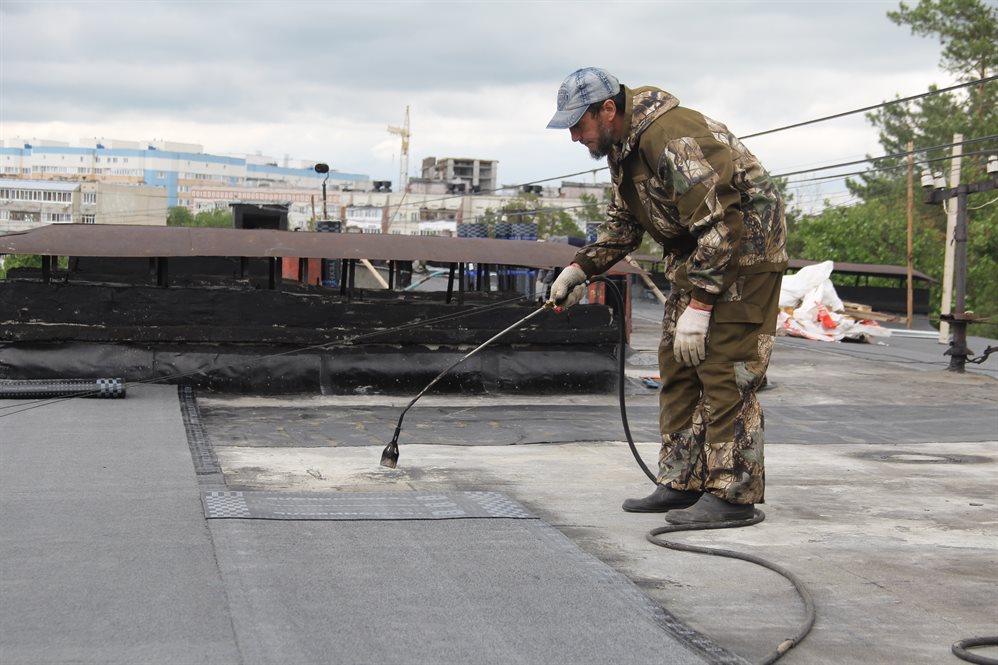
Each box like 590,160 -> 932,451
779,148 -> 997,186
381,74 -> 998,210
968,195 -> 998,210
360,135 -> 995,222
7,75 -> 994,227
740,75 -> 997,139
772,136 -> 998,179
21,130 -> 985,224
391,132 -> 996,220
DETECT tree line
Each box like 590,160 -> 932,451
786,0 -> 997,337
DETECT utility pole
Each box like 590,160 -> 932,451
923,154 -> 998,372
938,134 -> 962,344
906,141 -> 914,330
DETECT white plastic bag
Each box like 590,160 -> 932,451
778,260 -> 890,342
779,260 -> 835,308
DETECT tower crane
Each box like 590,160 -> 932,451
387,106 -> 411,193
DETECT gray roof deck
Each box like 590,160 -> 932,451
1,293 -> 995,665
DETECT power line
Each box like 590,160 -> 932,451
17,136 -> 989,224
773,137 -> 998,180
398,76 -> 998,209
8,77 -> 994,222
740,75 -> 997,139
781,148 -> 998,186
383,168 -> 608,213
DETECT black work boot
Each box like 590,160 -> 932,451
665,493 -> 756,524
621,484 -> 703,513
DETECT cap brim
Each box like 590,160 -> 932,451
546,105 -> 587,130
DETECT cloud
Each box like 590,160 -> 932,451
0,0 -> 951,198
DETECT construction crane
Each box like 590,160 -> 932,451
387,106 -> 411,193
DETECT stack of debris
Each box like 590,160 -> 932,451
778,261 -> 894,343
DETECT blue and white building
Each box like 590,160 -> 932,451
0,138 -> 370,209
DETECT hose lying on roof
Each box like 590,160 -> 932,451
0,378 -> 126,399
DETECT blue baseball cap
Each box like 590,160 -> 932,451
546,67 -> 620,129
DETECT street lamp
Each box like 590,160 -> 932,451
314,163 -> 330,219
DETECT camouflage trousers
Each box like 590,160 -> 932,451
655,272 -> 781,505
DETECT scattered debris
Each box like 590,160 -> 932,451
640,376 -> 661,389
778,261 -> 892,343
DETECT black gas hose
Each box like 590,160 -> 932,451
952,637 -> 998,665
591,275 -> 816,665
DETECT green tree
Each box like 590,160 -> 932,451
575,193 -> 605,229
573,191 -> 663,257
791,0 -> 998,336
497,193 -> 582,239
166,206 -> 232,228
166,206 -> 194,227
0,255 -> 67,280
193,208 -> 233,228
889,0 -> 998,84
774,177 -> 807,258
538,208 -> 582,239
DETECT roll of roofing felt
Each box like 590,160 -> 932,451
0,378 -> 126,399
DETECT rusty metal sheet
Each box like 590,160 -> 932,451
0,224 -> 643,273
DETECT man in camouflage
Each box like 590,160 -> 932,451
547,67 -> 787,523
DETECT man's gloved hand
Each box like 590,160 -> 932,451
673,303 -> 712,367
549,264 -> 588,310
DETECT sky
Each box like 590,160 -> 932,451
0,0 -> 951,213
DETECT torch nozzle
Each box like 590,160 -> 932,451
380,429 -> 401,468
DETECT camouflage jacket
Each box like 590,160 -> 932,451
572,86 -> 787,305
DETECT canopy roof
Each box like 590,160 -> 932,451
0,224 -> 641,273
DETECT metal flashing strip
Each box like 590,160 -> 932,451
202,490 -> 537,521
177,386 -> 226,490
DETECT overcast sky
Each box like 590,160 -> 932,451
1,0 -> 949,212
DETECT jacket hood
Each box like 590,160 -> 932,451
618,86 -> 680,160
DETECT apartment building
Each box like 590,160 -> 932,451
0,138 -> 609,237
558,180 -> 610,200
420,157 -> 498,193
0,138 -> 369,210
0,178 -> 166,234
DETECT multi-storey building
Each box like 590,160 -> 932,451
558,180 -> 611,200
0,137 -> 609,238
0,138 -> 368,209
0,178 -> 167,233
420,157 -> 498,193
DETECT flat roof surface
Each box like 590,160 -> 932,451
0,178 -> 80,191
1,299 -> 995,665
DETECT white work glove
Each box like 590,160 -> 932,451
549,264 -> 588,310
674,305 -> 712,367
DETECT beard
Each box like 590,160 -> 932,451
588,121 -> 617,160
